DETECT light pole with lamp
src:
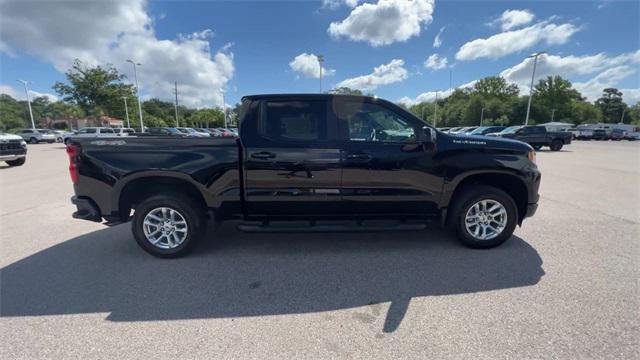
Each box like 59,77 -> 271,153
122,97 -> 130,128
550,108 -> 556,122
317,54 -> 324,93
525,51 -> 546,125
480,107 -> 486,126
126,59 -> 144,132
16,80 -> 36,130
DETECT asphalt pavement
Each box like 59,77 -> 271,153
1,141 -> 638,359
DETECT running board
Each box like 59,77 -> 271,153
237,220 -> 428,233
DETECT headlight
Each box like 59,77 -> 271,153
20,140 -> 27,148
527,150 -> 536,164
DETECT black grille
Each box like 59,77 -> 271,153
0,142 -> 22,151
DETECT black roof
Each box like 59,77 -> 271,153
242,93 -> 378,102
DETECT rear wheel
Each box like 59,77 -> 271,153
6,157 -> 26,166
132,194 -> 206,258
451,185 -> 518,249
550,139 -> 563,151
29,137 -> 38,144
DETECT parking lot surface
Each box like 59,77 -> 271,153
1,141 -> 638,359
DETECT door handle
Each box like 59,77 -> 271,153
346,153 -> 372,160
251,151 -> 276,160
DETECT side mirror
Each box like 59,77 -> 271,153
422,126 -> 436,144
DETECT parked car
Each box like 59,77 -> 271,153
67,94 -> 540,258
609,128 -> 625,141
468,126 -> 506,136
215,128 -> 237,137
494,125 -> 572,151
445,127 -> 462,134
16,129 -> 56,144
568,127 -> 594,140
65,127 -> 119,144
591,129 -> 608,140
176,127 -> 210,137
206,128 -> 224,137
437,127 -> 451,132
0,131 -> 27,166
449,127 -> 476,135
114,128 -> 135,136
52,130 -> 74,143
624,126 -> 640,141
144,127 -> 185,136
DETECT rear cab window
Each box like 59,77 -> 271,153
259,100 -> 327,142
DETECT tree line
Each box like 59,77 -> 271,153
1,60 -> 236,131
1,59 -> 639,132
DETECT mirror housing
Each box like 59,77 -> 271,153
421,126 -> 436,144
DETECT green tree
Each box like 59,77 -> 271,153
329,87 -> 364,96
595,88 -> 628,123
531,76 -> 582,122
53,59 -> 135,116
190,108 -> 224,128
0,94 -> 28,130
473,76 -> 519,100
570,100 -> 602,125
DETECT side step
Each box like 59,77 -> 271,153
237,220 -> 428,233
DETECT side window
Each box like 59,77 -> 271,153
261,101 -> 326,141
85,128 -> 97,134
101,128 -> 114,134
336,102 -> 417,143
534,127 -> 545,134
519,127 -> 532,134
22,130 -> 32,134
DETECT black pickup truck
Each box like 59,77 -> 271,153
492,125 -> 572,151
67,94 -> 541,258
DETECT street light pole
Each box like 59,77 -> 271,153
122,97 -> 130,128
434,91 -> 438,127
480,107 -> 486,126
127,59 -> 144,132
317,54 -> 324,93
220,89 -> 227,128
620,108 -> 627,123
17,80 -> 36,130
550,108 -> 556,122
525,51 -> 546,126
173,81 -> 179,127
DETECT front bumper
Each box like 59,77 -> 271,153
71,196 -> 102,222
0,153 -> 26,161
525,202 -> 538,218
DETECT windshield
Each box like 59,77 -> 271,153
500,126 -> 521,134
166,128 -> 182,134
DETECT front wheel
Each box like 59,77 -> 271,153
6,157 -> 26,166
550,139 -> 563,151
452,186 -> 518,249
132,194 -> 206,258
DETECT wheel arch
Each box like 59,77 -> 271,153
443,171 -> 529,226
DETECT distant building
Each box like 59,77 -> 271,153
39,116 -> 123,130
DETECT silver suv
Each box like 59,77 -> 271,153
16,129 -> 56,144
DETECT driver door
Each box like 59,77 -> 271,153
333,98 -> 442,216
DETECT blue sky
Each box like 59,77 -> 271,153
1,0 -> 638,108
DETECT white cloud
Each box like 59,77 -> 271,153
0,84 -> 58,102
573,66 -> 637,101
456,20 -> 580,61
0,0 -> 234,108
322,0 -> 360,9
500,50 -> 640,95
424,54 -> 448,70
337,59 -> 408,91
289,53 -> 336,79
328,0 -> 435,47
433,26 -> 445,48
619,89 -> 640,105
496,9 -> 535,31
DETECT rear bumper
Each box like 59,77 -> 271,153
71,196 -> 102,222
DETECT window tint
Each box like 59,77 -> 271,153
101,128 -> 114,133
336,102 -> 417,142
22,130 -> 33,134
262,101 -> 325,141
85,128 -> 97,134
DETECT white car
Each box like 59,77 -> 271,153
65,127 -> 120,143
16,129 -> 56,144
114,128 -> 135,136
52,130 -> 74,143
0,131 -> 27,166
176,127 -> 210,137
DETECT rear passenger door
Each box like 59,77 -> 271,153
243,99 -> 343,217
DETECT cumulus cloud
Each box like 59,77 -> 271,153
289,53 -> 336,79
0,84 -> 58,102
456,20 -> 580,61
573,66 -> 638,102
328,0 -> 435,47
500,50 -> 640,95
322,0 -> 360,9
433,26 -> 445,48
495,9 -> 535,31
424,54 -> 448,70
337,59 -> 408,91
0,0 -> 234,107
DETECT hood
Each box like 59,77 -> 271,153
444,133 -> 532,152
0,133 -> 24,141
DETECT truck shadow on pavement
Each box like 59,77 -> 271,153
0,222 -> 544,333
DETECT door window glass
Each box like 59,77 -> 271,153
262,101 -> 325,141
336,102 -> 417,142
101,128 -> 114,133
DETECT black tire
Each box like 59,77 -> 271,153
131,193 -> 206,258
450,185 -> 518,249
550,139 -> 563,151
532,145 -> 542,151
6,157 -> 26,166
29,137 -> 38,144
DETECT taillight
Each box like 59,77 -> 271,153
66,144 -> 80,183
